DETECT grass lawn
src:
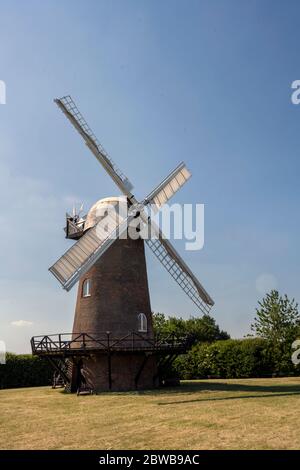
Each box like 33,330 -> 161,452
0,377 -> 300,450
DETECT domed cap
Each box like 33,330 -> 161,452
84,196 -> 128,231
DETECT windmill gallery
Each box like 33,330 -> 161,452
30,96 -> 214,393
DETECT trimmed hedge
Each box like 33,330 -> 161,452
0,353 -> 53,389
173,338 -> 298,379
1,339 -> 298,388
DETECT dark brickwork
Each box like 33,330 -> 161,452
79,353 -> 159,392
71,236 -> 158,391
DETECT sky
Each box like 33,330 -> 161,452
0,0 -> 300,353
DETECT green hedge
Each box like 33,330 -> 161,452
0,353 -> 53,389
1,339 -> 298,388
173,338 -> 298,379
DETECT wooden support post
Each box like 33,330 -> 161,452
135,354 -> 149,389
107,332 -> 112,390
107,353 -> 112,390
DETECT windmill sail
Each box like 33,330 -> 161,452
50,214 -> 134,291
146,236 -> 213,314
142,215 -> 213,313
140,178 -> 214,314
144,162 -> 191,211
54,96 -> 135,200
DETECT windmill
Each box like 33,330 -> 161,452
31,96 -> 214,393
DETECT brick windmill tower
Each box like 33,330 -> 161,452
31,96 -> 214,393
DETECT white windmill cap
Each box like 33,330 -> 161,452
84,196 -> 128,231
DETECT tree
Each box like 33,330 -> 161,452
185,315 -> 230,343
251,290 -> 300,373
152,312 -> 230,344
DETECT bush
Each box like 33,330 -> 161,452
0,353 -> 53,389
173,338 -> 280,379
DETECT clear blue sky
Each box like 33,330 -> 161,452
1,0 -> 299,353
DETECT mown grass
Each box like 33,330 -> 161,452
0,377 -> 300,449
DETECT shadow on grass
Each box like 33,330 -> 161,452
158,391 -> 300,405
134,379 -> 300,396
181,380 -> 300,394
153,379 -> 300,405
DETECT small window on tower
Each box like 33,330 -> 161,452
138,313 -> 147,332
82,279 -> 91,298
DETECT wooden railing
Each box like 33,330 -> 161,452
31,331 -> 189,355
